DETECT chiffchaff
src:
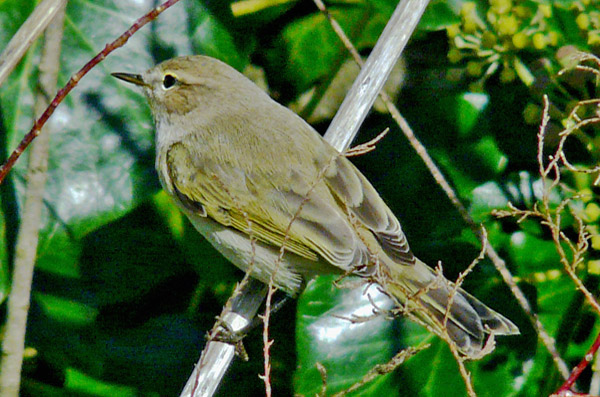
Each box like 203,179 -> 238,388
112,55 -> 518,357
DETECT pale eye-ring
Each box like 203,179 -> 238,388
162,74 -> 177,89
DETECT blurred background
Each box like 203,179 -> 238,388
1,0 -> 599,395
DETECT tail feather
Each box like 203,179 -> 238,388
385,258 -> 519,358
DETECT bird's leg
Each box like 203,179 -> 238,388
208,294 -> 290,359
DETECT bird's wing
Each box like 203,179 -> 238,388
322,154 -> 416,265
165,141 -> 370,270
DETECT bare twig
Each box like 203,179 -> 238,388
0,0 -> 183,185
531,61 -> 600,395
316,362 -> 328,397
320,0 -> 430,152
316,0 -> 570,381
331,346 -> 428,396
536,95 -> 600,317
252,1 -> 433,392
496,60 -> 600,394
181,172 -> 263,397
344,128 -> 389,157
0,0 -> 67,87
0,4 -> 66,395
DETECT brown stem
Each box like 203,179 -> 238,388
0,0 -> 182,185
554,330 -> 600,396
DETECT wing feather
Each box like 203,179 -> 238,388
165,140 -> 369,269
324,155 -> 415,265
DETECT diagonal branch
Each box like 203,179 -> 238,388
182,1 -> 432,396
0,0 -> 182,185
314,0 -> 570,381
0,0 -> 67,87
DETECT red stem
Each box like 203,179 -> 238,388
0,0 -> 182,185
555,330 -> 600,396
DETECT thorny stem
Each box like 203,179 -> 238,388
0,0 -> 182,185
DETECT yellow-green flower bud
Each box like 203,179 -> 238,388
523,103 -> 540,125
539,4 -> 552,18
448,48 -> 463,63
490,0 -> 512,15
585,202 -> 600,222
514,5 -> 531,18
548,31 -> 560,46
532,32 -> 547,49
447,24 -> 461,38
576,13 -> 590,30
588,32 -> 600,46
461,2 -> 477,16
498,14 -> 519,36
512,31 -> 529,49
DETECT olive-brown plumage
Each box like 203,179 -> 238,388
113,55 -> 519,358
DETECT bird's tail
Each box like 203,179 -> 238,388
382,258 -> 519,358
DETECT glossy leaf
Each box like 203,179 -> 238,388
295,276 -> 400,396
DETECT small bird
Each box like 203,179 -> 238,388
112,55 -> 518,358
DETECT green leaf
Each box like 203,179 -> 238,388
507,231 -> 564,275
418,0 -> 461,31
455,92 -> 489,137
65,368 -> 139,397
400,339 -> 467,397
188,1 -> 251,71
295,276 -> 401,396
274,2 -> 395,92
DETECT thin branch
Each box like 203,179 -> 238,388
554,330 -> 600,396
257,1 -> 432,392
0,0 -> 183,185
181,174 -> 263,397
320,0 -> 430,152
260,149 -> 341,394
331,346 -> 428,396
316,0 -> 570,381
0,4 -> 66,395
344,128 -> 389,157
0,0 -> 67,87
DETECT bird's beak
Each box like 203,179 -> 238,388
111,72 -> 148,87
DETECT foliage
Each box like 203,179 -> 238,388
0,0 -> 599,395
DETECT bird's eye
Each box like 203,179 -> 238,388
162,74 -> 177,89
